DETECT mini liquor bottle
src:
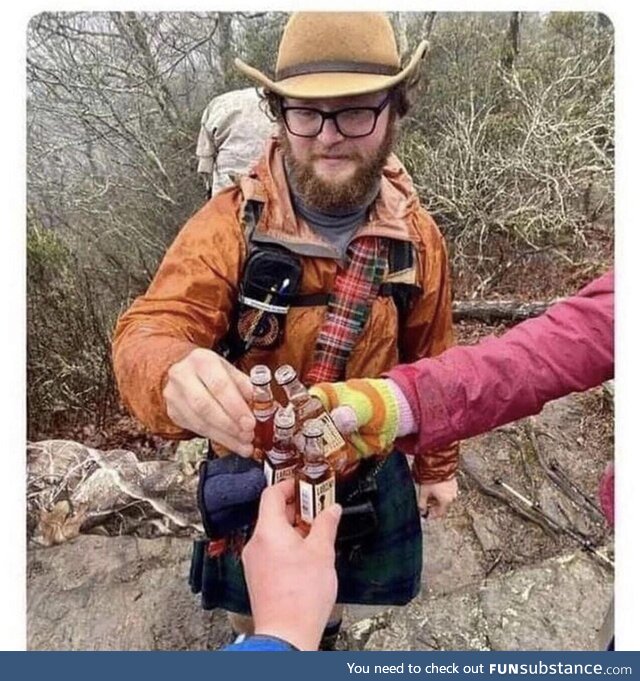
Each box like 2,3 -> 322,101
295,419 -> 336,536
250,365 -> 277,461
274,364 -> 354,476
264,404 -> 301,485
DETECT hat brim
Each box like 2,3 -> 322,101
235,40 -> 428,100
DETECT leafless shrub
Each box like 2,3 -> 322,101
398,12 -> 613,295
26,12 -> 288,434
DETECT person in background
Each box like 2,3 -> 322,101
196,87 -> 275,198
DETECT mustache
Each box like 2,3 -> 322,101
310,151 -> 360,161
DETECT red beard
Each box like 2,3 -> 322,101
280,124 -> 396,213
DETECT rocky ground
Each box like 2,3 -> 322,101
27,385 -> 614,651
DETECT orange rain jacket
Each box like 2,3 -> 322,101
112,138 -> 458,483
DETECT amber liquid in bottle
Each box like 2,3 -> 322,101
264,404 -> 301,485
295,419 -> 336,536
250,365 -> 277,461
274,364 -> 354,476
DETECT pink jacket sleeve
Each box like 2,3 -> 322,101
387,270 -> 613,454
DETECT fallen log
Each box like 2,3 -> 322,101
453,298 -> 558,323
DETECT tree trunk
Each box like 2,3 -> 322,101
500,12 -> 520,71
422,12 -> 437,40
217,13 -> 234,89
112,12 -> 181,127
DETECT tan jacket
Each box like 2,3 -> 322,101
113,138 -> 458,483
196,88 -> 275,195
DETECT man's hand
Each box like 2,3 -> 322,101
417,478 -> 458,520
163,348 -> 255,456
242,479 -> 342,651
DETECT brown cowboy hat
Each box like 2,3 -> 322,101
235,12 -> 428,100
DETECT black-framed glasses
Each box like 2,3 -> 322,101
280,94 -> 391,139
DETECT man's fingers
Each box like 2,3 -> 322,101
170,367 -> 242,436
172,398 -> 254,456
275,477 -> 297,524
429,505 -> 445,519
185,362 -> 256,451
195,355 -> 256,432
164,349 -> 256,455
227,362 -> 257,407
274,478 -> 296,503
285,501 -> 296,525
166,398 -> 214,442
418,479 -> 458,521
196,388 -> 244,438
422,495 -> 454,520
432,497 -> 453,519
416,488 -> 429,516
307,503 -> 342,546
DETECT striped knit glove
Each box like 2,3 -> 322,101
309,379 -> 415,459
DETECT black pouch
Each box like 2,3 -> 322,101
218,245 -> 303,362
335,463 -> 380,547
337,501 -> 378,546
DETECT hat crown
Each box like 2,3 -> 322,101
276,12 -> 400,80
234,12 -> 427,100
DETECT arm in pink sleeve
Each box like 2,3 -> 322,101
387,270 -> 614,453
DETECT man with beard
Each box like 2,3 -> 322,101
112,12 -> 458,648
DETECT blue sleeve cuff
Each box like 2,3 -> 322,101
222,634 -> 300,652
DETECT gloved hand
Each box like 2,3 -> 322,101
309,378 -> 412,459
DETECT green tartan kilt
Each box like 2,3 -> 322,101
189,451 -> 423,613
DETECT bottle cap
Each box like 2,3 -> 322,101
302,418 -> 324,439
274,403 -> 296,429
274,364 -> 297,386
250,365 -> 272,386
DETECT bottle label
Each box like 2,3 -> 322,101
299,480 -> 314,522
264,460 -> 297,486
264,460 -> 275,486
317,413 -> 347,456
299,478 -> 335,523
